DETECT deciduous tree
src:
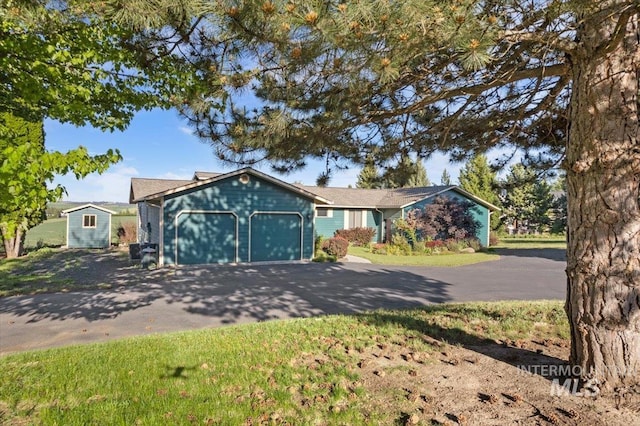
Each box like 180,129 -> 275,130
0,113 -> 121,258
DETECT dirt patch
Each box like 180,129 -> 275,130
345,337 -> 639,425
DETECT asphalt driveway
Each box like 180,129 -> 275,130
0,248 -> 566,355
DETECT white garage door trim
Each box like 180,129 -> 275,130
248,211 -> 304,262
175,210 -> 239,265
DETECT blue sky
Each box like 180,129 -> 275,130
48,108 -> 466,203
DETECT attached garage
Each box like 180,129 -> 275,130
176,211 -> 238,264
249,212 -> 302,262
130,168 -> 329,266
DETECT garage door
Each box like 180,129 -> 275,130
250,213 -> 302,262
176,212 -> 237,265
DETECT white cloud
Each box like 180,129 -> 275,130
54,165 -> 139,203
178,126 -> 193,136
157,171 -> 194,180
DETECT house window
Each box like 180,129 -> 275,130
343,210 -> 367,229
348,210 -> 363,228
83,214 -> 97,228
316,208 -> 333,218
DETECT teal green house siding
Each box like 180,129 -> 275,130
314,208 -> 383,242
64,205 -> 113,249
402,189 -> 491,247
314,209 -> 345,239
162,173 -> 315,265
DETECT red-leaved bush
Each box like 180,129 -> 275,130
322,236 -> 349,258
334,227 -> 376,246
409,196 -> 479,241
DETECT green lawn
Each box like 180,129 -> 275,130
494,235 -> 567,250
0,301 -> 567,425
0,248 -> 75,296
23,216 -> 137,249
348,246 -> 500,267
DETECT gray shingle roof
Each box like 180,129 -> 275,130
129,170 -> 499,210
129,178 -> 192,203
297,185 -> 454,208
193,171 -> 222,180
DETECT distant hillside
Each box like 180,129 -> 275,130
46,202 -> 136,218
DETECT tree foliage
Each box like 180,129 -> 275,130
501,163 -> 554,234
407,196 -> 479,242
440,169 -> 451,186
0,113 -> 121,257
105,0 -> 640,390
458,154 -> 501,229
0,0 -> 191,132
356,156 -> 382,189
356,155 -> 430,188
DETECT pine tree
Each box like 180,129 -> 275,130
440,169 -> 451,186
356,157 -> 382,189
112,0 -> 640,390
501,163 -> 554,234
458,155 -> 501,229
382,156 -> 430,188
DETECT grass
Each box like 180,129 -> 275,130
23,216 -> 137,249
0,249 -> 75,297
494,235 -> 567,250
348,245 -> 500,267
0,301 -> 567,425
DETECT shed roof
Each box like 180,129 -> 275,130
61,203 -> 117,215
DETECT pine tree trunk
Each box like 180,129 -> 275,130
565,7 -> 640,391
1,226 -> 24,259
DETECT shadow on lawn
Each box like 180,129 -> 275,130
359,306 -> 568,383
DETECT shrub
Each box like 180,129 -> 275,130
445,239 -> 467,253
425,240 -> 445,249
314,235 -> 325,254
322,236 -> 349,258
489,231 -> 500,246
391,234 -> 412,255
334,227 -> 376,246
312,251 -> 337,262
117,222 -> 137,244
412,240 -> 426,254
409,196 -> 480,241
467,238 -> 481,251
371,243 -> 387,255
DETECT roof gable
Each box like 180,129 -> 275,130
135,168 -> 332,204
61,203 -> 116,215
130,178 -> 192,203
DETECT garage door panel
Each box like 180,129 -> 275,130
177,213 -> 236,265
251,214 -> 301,262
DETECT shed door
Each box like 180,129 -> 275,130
176,212 -> 237,265
250,213 -> 302,262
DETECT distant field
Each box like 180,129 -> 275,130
24,216 -> 137,248
46,202 -> 137,217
